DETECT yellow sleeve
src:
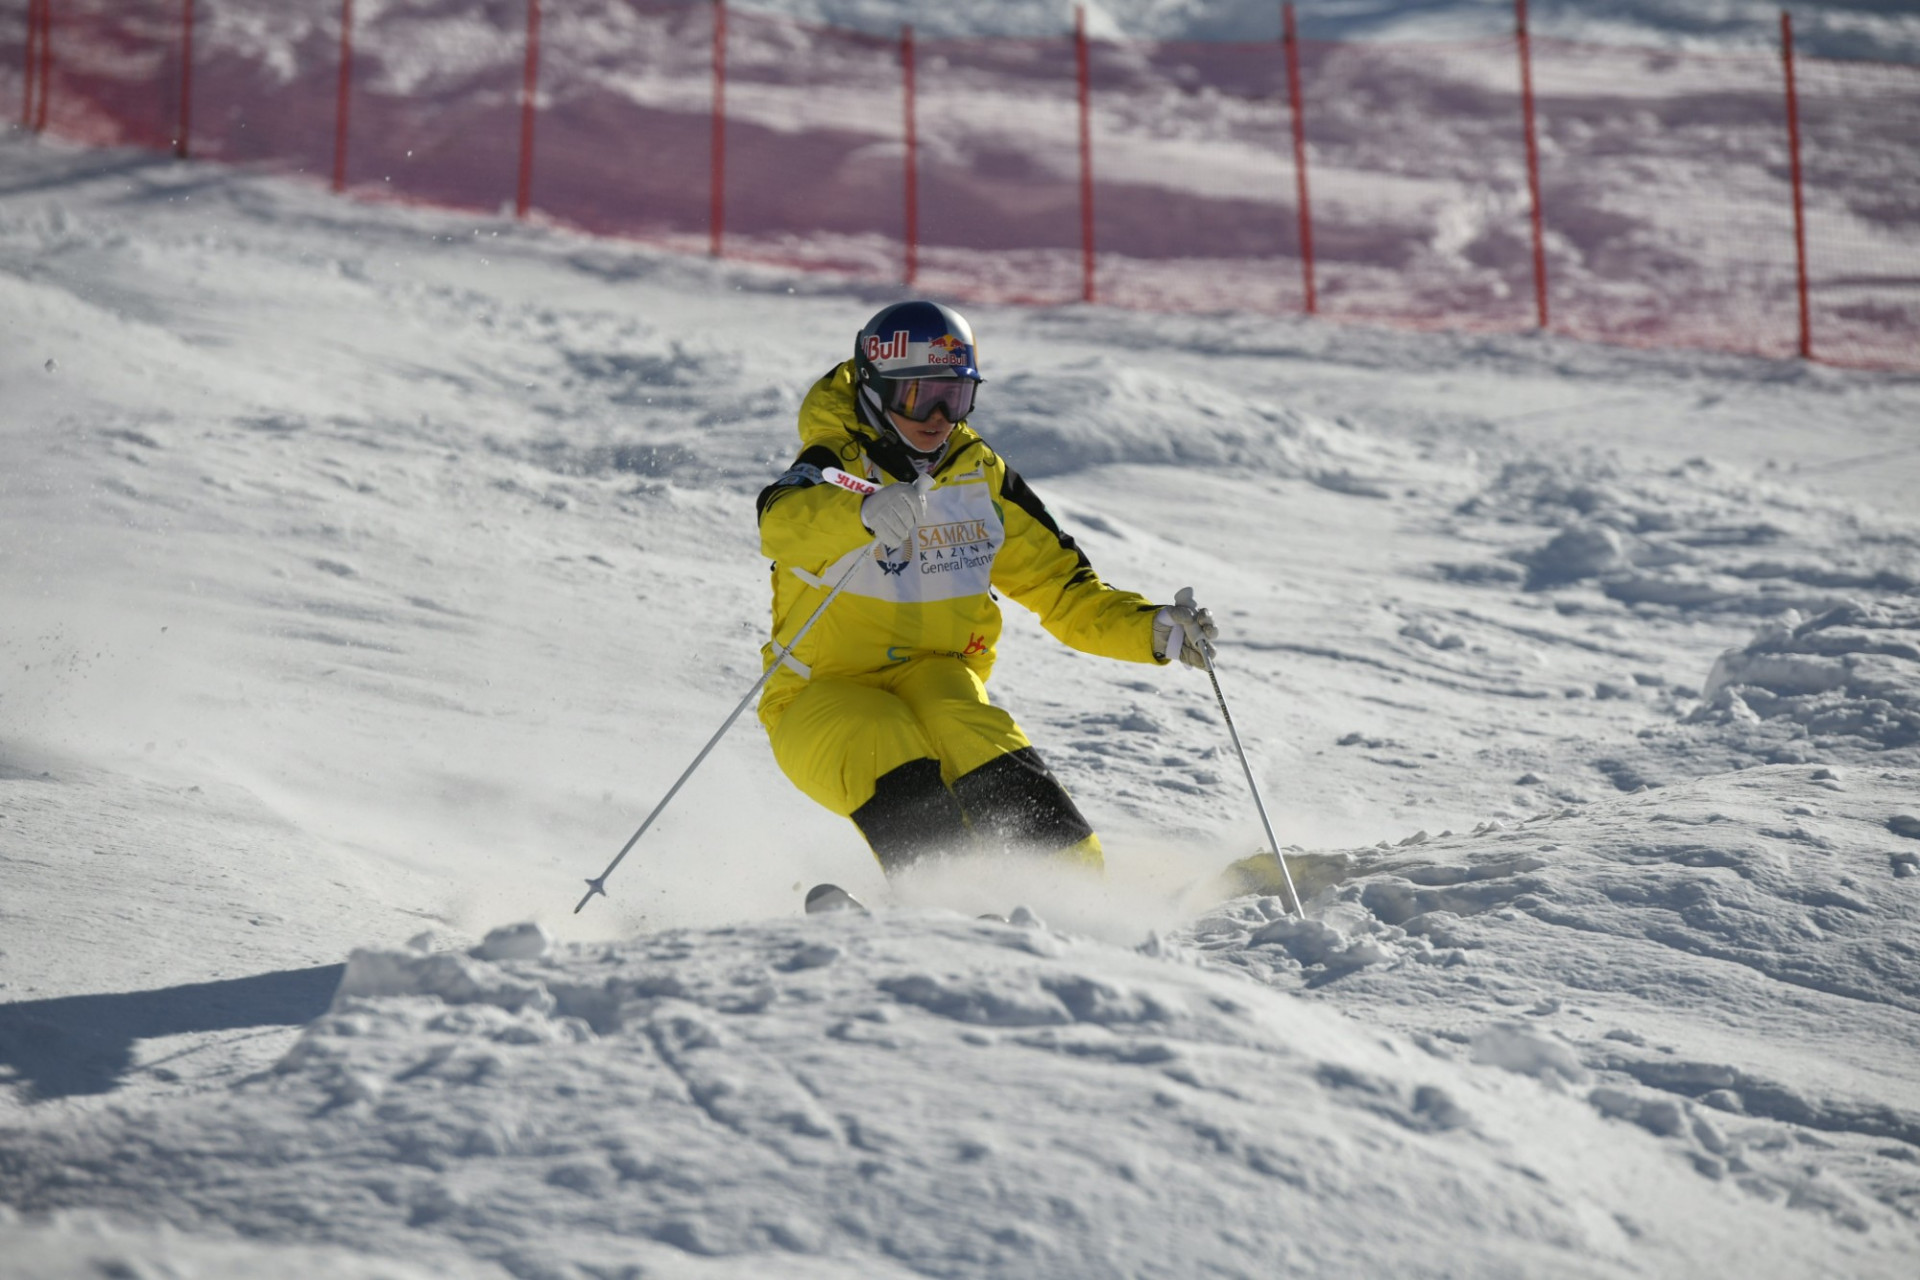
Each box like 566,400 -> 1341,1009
796,360 -> 861,443
757,364 -> 872,565
757,444 -> 872,564
990,463 -> 1164,665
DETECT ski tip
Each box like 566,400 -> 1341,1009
804,883 -> 868,915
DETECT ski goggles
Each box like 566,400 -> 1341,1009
886,375 -> 978,423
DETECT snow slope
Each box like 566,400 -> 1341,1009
754,0 -> 1920,61
4,5 -> 1920,1273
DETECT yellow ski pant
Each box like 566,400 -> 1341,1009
761,655 -> 1101,871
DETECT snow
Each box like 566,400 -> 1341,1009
741,0 -> 1920,62
4,1 -> 1920,1276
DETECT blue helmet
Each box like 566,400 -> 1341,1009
854,300 -> 981,399
853,301 -> 982,431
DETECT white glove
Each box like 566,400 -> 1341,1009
860,477 -> 928,548
1153,587 -> 1218,669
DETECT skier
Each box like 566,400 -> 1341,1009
755,300 -> 1217,876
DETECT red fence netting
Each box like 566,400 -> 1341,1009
188,0 -> 338,175
532,0 -> 712,250
1085,37 -> 1297,314
1794,53 -> 1920,371
11,0 -> 182,152
1295,36 -> 1539,332
911,35 -> 1086,306
5,1 -> 30,130
4,0 -> 1916,372
338,0 -> 522,216
1530,39 -> 1804,360
718,8 -> 903,278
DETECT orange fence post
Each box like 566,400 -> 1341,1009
516,0 -> 542,220
902,25 -> 918,287
1516,0 -> 1549,329
331,0 -> 354,193
710,0 -> 727,257
1075,6 -> 1095,304
1780,10 -> 1812,360
1282,3 -> 1316,315
177,0 -> 195,158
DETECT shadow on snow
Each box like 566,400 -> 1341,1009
0,964 -> 344,1102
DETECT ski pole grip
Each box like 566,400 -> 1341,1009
1172,586 -> 1216,664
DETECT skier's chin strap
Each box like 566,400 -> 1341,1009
858,384 -> 948,479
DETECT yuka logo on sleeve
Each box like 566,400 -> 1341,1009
864,329 -> 913,366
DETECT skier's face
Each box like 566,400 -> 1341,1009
888,406 -> 957,453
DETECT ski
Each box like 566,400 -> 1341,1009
804,883 -> 869,915
799,885 -> 1032,923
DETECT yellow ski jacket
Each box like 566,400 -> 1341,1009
756,360 -> 1164,725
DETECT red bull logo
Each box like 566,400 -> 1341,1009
866,329 -> 970,369
864,329 -> 912,363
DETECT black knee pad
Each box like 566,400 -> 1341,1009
951,747 -> 1094,854
852,758 -> 971,873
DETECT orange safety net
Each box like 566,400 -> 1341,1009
1293,36 -> 1538,332
1530,38 -> 1803,360
15,0 -> 182,152
1793,53 -> 1920,370
4,0 -> 1915,371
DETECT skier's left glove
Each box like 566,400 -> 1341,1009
1153,588 -> 1217,669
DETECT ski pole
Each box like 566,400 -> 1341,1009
573,469 -> 909,914
1179,587 -> 1304,918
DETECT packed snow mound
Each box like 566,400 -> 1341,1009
0,1207 -> 452,1280
3,909 -> 1896,1278
512,332 -> 809,490
1198,764 -> 1920,1017
1691,601 -> 1920,751
1183,763 -> 1920,1245
1434,454 -> 1920,778
985,358 -> 1390,489
1458,456 -> 1919,612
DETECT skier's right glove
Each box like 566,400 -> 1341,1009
861,479 -> 927,548
1153,588 -> 1218,669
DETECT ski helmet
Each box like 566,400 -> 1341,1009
853,301 -> 982,423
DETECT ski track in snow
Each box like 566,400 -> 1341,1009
4,20 -> 1920,1275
